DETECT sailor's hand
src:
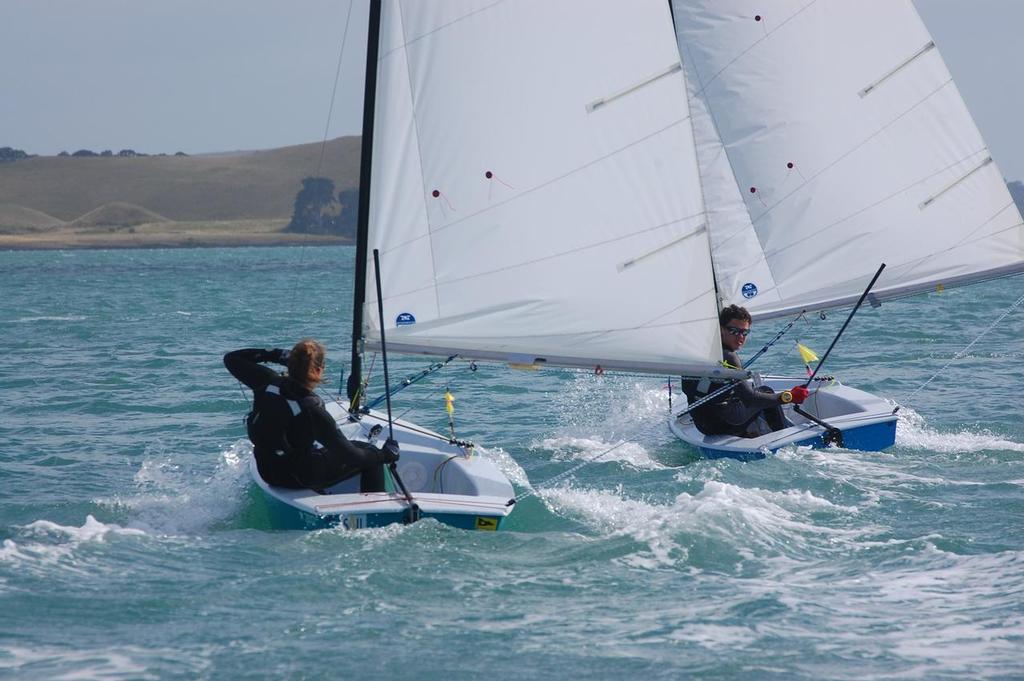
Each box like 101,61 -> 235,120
781,385 -> 810,405
260,348 -> 290,365
378,438 -> 400,464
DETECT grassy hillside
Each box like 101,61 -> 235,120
69,202 -> 169,229
0,203 -> 64,233
0,136 -> 360,223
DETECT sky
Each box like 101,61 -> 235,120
3,0 -> 1023,180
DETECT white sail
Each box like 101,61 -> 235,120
366,0 -> 740,377
672,0 -> 1024,320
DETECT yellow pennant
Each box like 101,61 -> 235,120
444,390 -> 455,416
796,342 -> 819,364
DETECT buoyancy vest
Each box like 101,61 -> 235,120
680,375 -> 734,433
245,383 -> 321,458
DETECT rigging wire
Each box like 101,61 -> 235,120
287,1 -> 356,303
899,289 -> 1024,410
513,439 -> 634,503
315,0 -> 355,178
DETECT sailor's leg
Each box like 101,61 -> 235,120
358,464 -> 386,493
755,386 -> 789,431
351,441 -> 387,492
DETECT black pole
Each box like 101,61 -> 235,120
372,248 -> 420,523
372,249 -> 396,438
804,263 -> 886,386
790,263 -> 886,448
347,0 -> 383,410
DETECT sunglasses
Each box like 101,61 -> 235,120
725,325 -> 750,338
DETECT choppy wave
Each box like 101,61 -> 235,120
0,515 -> 147,576
8,314 -> 88,323
896,406 -> 1024,453
541,479 -> 866,570
535,434 -> 664,471
0,645 -> 174,681
99,441 -> 251,535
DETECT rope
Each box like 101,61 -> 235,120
900,289 -> 1024,407
513,438 -> 635,503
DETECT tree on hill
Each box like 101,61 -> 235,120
287,177 -> 337,234
0,147 -> 29,163
336,187 -> 359,234
286,177 -> 357,237
72,149 -> 98,157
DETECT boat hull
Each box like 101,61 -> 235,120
249,401 -> 516,531
670,376 -> 897,461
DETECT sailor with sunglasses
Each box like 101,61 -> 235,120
684,304 -> 809,438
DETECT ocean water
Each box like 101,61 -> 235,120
1,245 -> 1023,680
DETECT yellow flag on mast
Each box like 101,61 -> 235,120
796,342 -> 818,377
796,343 -> 818,364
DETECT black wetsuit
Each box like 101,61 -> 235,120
224,348 -> 387,492
684,347 -> 787,438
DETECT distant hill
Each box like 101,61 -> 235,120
0,137 -> 360,223
68,202 -> 169,229
0,203 -> 64,233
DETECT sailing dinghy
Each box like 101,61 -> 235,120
250,399 -> 515,530
249,1 -> 520,531
665,1 -> 1024,457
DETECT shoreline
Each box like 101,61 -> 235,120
0,229 -> 352,252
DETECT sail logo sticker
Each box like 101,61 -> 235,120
475,516 -> 498,531
395,312 -> 416,326
741,283 -> 758,299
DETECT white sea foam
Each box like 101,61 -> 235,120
769,548 -> 1024,675
542,479 -> 866,569
23,515 -> 147,542
536,434 -> 663,471
550,374 -> 676,439
0,515 -> 147,575
475,444 -> 532,488
10,314 -> 87,323
542,484 -> 686,568
0,644 -> 191,680
102,440 -> 250,535
897,405 -> 1024,453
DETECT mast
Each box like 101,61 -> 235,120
347,0 -> 382,409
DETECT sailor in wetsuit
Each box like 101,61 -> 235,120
224,339 -> 398,491
685,305 -> 810,438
